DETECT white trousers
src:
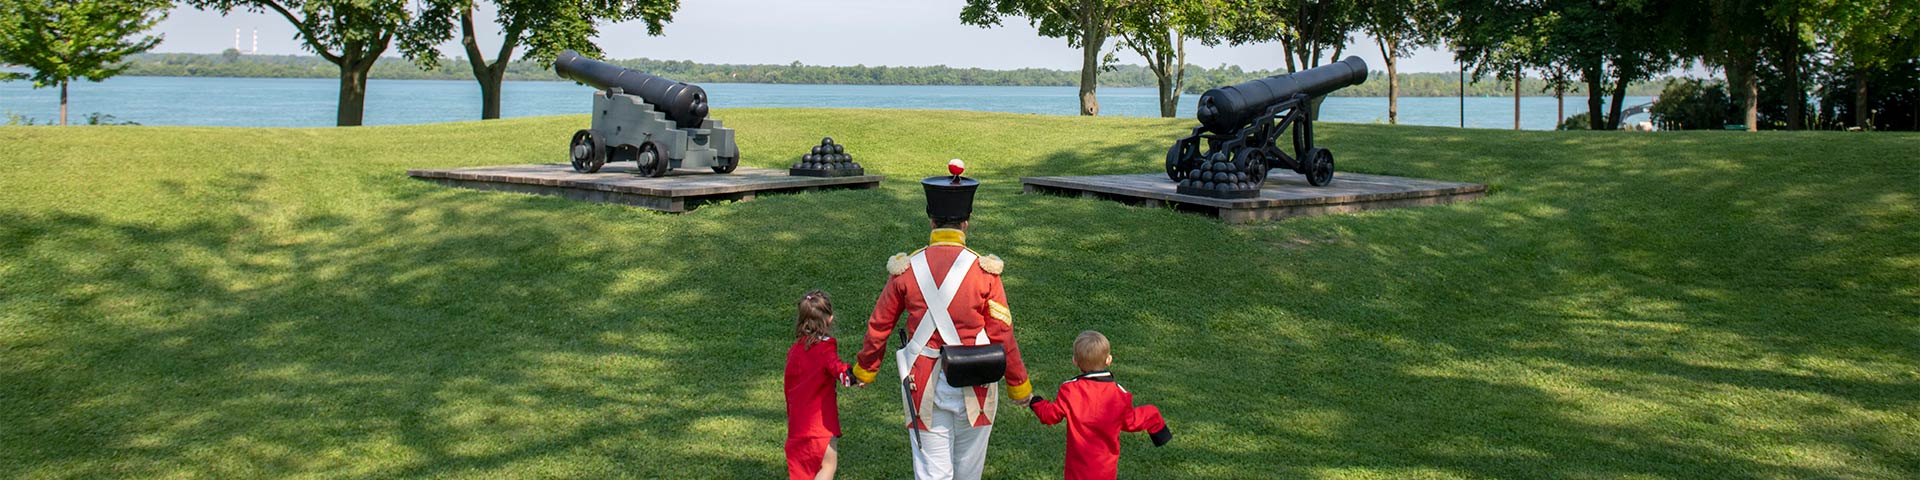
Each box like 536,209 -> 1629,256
910,370 -> 993,480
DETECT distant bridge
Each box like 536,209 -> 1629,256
1620,101 -> 1656,120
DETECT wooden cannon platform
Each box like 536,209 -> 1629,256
1021,172 -> 1486,224
407,163 -> 883,213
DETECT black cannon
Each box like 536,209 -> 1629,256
1167,56 -> 1367,197
556,50 -> 710,129
557,50 -> 738,175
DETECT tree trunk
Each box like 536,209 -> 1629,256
1170,32 -> 1185,118
1079,41 -> 1101,116
1608,78 -> 1628,130
1854,72 -> 1869,130
1300,39 -> 1330,120
463,9 -> 519,120
1513,70 -> 1522,130
1586,67 -> 1604,130
1279,37 -> 1297,73
58,80 -> 68,126
1377,37 -> 1398,124
1076,0 -> 1104,116
337,58 -> 371,127
479,68 -> 506,119
1555,85 -> 1564,127
1785,45 -> 1803,130
1389,57 -> 1399,124
1155,68 -> 1175,117
1727,57 -> 1757,131
1147,29 -> 1180,118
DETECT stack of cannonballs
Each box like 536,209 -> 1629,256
1175,151 -> 1262,199
789,137 -> 864,177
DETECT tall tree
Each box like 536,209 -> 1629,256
1445,0 -> 1543,128
0,0 -> 167,126
415,0 -> 679,120
1217,0 -> 1359,73
1115,0 -> 1208,117
1599,0 -> 1687,129
1768,2 -> 1814,130
1537,61 -> 1576,126
1697,0 -> 1771,131
1210,0 -> 1360,120
1466,0 -> 1681,129
963,0 -> 1126,116
1356,0 -> 1444,124
188,0 -> 443,126
1817,0 -> 1920,130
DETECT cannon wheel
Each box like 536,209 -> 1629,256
569,129 -> 607,173
1305,148 -> 1335,186
711,156 -> 738,174
1165,142 -> 1195,181
1230,146 -> 1260,172
639,141 -> 670,178
1244,149 -> 1270,184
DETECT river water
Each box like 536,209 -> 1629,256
0,76 -> 1649,130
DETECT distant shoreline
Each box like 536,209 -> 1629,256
117,53 -> 1668,98
82,74 -> 1642,100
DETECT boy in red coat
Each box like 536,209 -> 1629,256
1028,331 -> 1172,480
785,291 -> 858,479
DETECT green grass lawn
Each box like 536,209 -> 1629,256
2,110 -> 1916,479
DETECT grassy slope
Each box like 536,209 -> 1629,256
1,110 -> 1915,479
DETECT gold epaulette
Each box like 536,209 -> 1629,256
886,252 -> 911,276
978,254 -> 1004,275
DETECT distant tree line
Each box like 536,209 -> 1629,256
965,0 -> 1917,131
7,0 -> 1913,129
118,52 -> 1667,98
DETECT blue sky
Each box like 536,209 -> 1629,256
155,0 -> 1472,73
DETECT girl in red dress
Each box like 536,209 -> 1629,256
785,290 -> 856,479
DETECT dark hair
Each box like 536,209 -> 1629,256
796,290 -> 834,347
932,217 -> 967,229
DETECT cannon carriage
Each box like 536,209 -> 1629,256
556,50 -> 739,175
1167,56 -> 1367,198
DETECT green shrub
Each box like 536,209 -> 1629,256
1558,112 -> 1610,130
1651,78 -> 1735,130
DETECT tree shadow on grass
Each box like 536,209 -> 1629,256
0,172 -> 815,477
975,124 -> 1919,478
2,121 -> 1915,479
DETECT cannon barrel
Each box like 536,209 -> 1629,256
1196,56 -> 1368,135
555,50 -> 710,129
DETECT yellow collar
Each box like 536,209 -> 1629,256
929,228 -> 967,247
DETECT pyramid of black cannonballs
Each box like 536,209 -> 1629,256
1175,151 -> 1262,199
789,137 -> 864,176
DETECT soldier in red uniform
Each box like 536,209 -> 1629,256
1027,331 -> 1172,480
849,159 -> 1032,480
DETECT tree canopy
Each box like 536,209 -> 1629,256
962,0 -> 1127,115
412,0 -> 681,119
0,0 -> 168,125
186,0 -> 447,126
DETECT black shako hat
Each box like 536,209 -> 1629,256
922,159 -> 978,222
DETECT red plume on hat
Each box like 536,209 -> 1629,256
924,159 -> 979,221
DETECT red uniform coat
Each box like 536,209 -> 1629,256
851,228 -> 1031,429
1029,371 -> 1171,480
784,336 -> 848,439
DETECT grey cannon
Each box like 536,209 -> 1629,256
1166,56 -> 1366,197
557,50 -> 739,175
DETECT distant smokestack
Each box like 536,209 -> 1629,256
235,28 -> 241,50
251,29 -> 258,53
